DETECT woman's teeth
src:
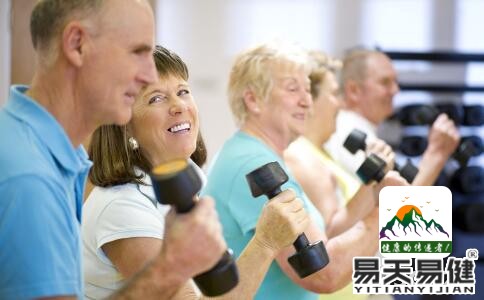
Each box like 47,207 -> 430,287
168,122 -> 190,133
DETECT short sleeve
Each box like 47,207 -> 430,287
227,155 -> 287,235
95,196 -> 167,249
226,156 -> 325,234
0,175 -> 81,299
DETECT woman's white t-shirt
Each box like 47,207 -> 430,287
82,162 -> 205,299
82,172 -> 170,299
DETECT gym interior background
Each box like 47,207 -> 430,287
0,0 -> 482,299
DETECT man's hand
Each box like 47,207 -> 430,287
157,196 -> 226,282
253,189 -> 310,254
427,113 -> 460,159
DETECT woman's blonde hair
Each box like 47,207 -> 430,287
307,50 -> 342,99
228,41 -> 310,125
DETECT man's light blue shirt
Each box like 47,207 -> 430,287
0,86 -> 92,299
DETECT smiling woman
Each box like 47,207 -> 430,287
81,45 -> 309,300
82,46 -> 202,299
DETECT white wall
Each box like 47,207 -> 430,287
156,0 -> 336,165
0,0 -> 11,106
155,0 -> 483,167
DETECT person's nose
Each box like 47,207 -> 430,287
138,56 -> 158,86
168,97 -> 188,116
300,90 -> 312,108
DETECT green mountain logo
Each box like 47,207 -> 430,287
380,206 -> 449,240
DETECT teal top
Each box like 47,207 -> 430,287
202,131 -> 324,300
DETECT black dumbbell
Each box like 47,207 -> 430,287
413,104 -> 439,125
399,136 -> 477,167
344,129 -> 419,183
245,161 -> 329,278
436,103 -> 464,125
403,103 -> 464,125
398,104 -> 438,125
452,139 -> 478,167
450,166 -> 484,194
399,136 -> 428,157
398,105 -> 476,166
150,160 -> 239,296
400,103 -> 468,126
463,105 -> 484,126
454,203 -> 484,233
355,153 -> 388,184
434,171 -> 450,187
461,136 -> 483,157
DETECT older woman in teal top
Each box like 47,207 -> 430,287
202,42 -> 407,300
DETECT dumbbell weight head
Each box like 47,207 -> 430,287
399,136 -> 428,157
398,104 -> 439,125
461,136 -> 483,157
453,139 -> 478,167
436,103 -> 464,125
395,159 -> 419,184
151,160 -> 202,212
414,105 -> 440,125
245,161 -> 288,198
450,166 -> 484,194
463,105 -> 484,126
454,203 -> 484,233
343,129 -> 367,154
356,154 -> 387,184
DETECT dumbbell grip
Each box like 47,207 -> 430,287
267,187 -> 311,251
174,199 -> 196,214
293,234 -> 310,251
266,187 -> 282,199
173,197 -> 238,296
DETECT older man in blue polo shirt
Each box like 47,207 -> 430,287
0,1 -> 226,299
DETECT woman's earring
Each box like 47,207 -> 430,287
128,137 -> 139,150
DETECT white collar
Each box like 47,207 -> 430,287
338,109 -> 378,136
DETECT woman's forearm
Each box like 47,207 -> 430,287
206,237 -> 276,300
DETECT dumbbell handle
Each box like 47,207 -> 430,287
173,198 -> 195,214
150,162 -> 238,296
267,186 -> 311,251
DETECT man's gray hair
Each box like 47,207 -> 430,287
30,0 -> 104,51
340,48 -> 382,91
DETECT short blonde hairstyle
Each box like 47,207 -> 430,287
228,42 -> 309,126
307,50 -> 342,99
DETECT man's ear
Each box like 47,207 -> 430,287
344,79 -> 361,106
61,21 -> 90,67
243,89 -> 261,114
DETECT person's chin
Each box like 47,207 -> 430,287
291,127 -> 304,140
113,110 -> 133,126
168,143 -> 195,160
105,108 -> 132,126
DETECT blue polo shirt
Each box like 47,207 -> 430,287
0,86 -> 92,299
